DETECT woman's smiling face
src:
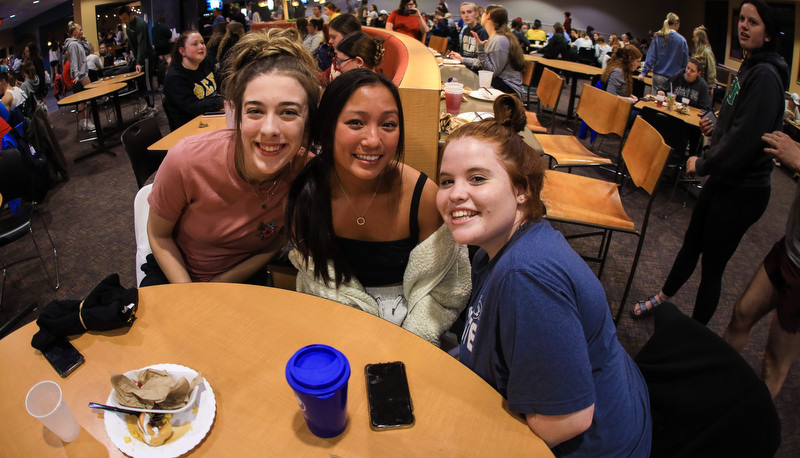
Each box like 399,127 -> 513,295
239,73 -> 308,183
436,137 -> 525,259
333,84 -> 400,182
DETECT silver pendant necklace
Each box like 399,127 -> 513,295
336,171 -> 383,226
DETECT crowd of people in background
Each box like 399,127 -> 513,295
8,1 -> 800,455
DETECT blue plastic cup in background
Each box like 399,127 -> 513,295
286,344 -> 351,438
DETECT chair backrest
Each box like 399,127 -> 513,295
639,107 -> 689,157
536,67 -> 564,111
134,184 -> 154,287
428,35 -> 448,54
0,148 -> 31,202
621,116 -> 671,194
576,83 -> 632,137
522,61 -> 534,86
121,117 -> 165,188
576,47 -> 595,66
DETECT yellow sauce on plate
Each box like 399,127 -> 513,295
124,415 -> 193,446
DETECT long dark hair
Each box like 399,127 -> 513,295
485,5 -> 525,72
336,31 -> 384,69
287,69 -> 405,286
740,0 -> 779,53
328,13 -> 362,36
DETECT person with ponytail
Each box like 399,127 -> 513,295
143,28 -> 320,286
602,44 -> 642,103
437,94 -> 651,455
334,31 -> 385,72
639,12 -> 689,93
468,5 -> 525,97
693,25 -> 717,89
286,69 -> 470,346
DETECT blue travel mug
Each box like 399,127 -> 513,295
286,344 -> 351,438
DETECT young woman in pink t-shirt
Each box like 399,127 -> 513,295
143,28 -> 320,286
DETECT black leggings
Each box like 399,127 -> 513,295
662,178 -> 770,325
139,254 -> 272,287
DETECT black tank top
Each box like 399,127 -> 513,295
335,173 -> 428,287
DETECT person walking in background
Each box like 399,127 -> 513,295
562,11 -> 572,36
639,12 -> 689,94
118,5 -> 157,116
632,1 -> 788,326
64,21 -> 94,131
211,8 -> 226,29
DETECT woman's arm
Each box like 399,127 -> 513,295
385,11 -> 396,31
415,10 -> 429,37
526,404 -> 595,448
478,35 -> 509,76
209,234 -> 284,283
147,210 -> 193,283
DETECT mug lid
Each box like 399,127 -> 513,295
286,344 -> 350,392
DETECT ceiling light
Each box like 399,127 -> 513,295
10,14 -> 15,18
33,0 -> 40,3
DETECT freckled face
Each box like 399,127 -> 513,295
437,137 -> 525,259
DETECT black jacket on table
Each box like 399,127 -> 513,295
163,59 -> 224,131
695,50 -> 788,188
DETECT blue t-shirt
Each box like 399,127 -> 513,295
459,221 -> 651,457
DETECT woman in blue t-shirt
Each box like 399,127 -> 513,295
436,94 -> 651,456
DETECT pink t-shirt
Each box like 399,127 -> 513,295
148,129 -> 305,281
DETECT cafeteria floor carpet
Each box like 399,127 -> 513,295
1,85 -> 797,456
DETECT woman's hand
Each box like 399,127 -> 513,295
763,130 -> 800,172
686,156 -> 698,175
471,31 -> 488,47
448,51 -> 463,62
698,117 -> 713,137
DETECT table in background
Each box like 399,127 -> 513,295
57,82 -> 127,163
634,99 -> 703,128
84,71 -> 143,90
0,283 -> 552,456
148,114 -> 228,151
439,64 -> 543,156
525,55 -> 604,121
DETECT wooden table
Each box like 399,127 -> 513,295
84,71 -> 143,89
57,82 -> 127,163
525,55 -> 603,121
0,283 -> 552,456
148,114 -> 228,151
634,99 -> 703,128
439,64 -> 543,157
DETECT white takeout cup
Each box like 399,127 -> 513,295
478,70 -> 493,88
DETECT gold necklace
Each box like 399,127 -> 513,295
335,171 -> 383,226
244,160 -> 291,209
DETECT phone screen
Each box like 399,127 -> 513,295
701,109 -> 717,126
43,339 -> 85,378
365,362 -> 414,430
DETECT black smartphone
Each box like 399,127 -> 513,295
204,111 -> 225,116
701,109 -> 717,127
43,339 -> 85,378
365,361 -> 414,430
403,8 -> 416,15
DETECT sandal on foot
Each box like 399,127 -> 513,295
631,295 -> 662,318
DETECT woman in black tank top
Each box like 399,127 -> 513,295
286,69 -> 471,346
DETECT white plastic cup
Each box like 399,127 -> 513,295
681,97 -> 690,106
655,94 -> 666,107
478,70 -> 493,89
444,82 -> 464,115
25,381 -> 81,442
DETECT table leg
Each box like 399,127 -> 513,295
113,92 -> 124,130
73,99 -> 117,163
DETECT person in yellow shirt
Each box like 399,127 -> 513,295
525,19 -> 547,43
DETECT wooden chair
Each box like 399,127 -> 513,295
522,60 -> 535,107
534,83 -> 632,170
540,116 -> 670,323
428,35 -> 448,54
525,67 -> 564,134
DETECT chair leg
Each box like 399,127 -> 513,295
597,229 -> 613,278
615,233 -> 647,324
29,209 -> 60,290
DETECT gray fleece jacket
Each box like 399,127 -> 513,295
64,37 -> 91,81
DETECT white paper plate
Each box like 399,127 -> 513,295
104,363 -> 216,458
457,112 -> 494,122
469,88 -> 501,101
